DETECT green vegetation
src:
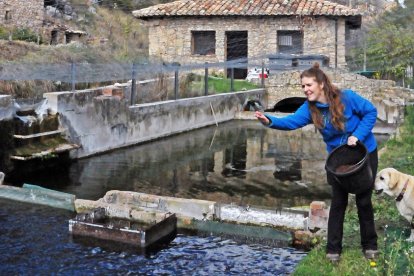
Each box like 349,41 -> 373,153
0,2 -> 149,98
205,77 -> 259,93
294,106 -> 414,275
184,74 -> 259,95
13,136 -> 69,157
350,1 -> 414,84
0,26 -> 38,43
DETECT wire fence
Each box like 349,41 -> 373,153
1,53 -> 411,104
0,54 -> 330,83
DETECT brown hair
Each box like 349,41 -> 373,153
300,63 -> 344,131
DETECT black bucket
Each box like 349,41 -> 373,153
325,142 -> 373,194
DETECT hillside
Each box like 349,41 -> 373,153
0,1 -> 169,97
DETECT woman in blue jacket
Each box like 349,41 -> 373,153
255,63 -> 378,262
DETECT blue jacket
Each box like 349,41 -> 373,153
264,89 -> 378,153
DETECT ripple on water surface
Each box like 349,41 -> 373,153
0,199 -> 306,275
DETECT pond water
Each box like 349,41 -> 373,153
0,198 -> 306,275
10,120 -> 333,208
2,120 -> 388,274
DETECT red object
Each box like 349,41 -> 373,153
259,73 -> 268,79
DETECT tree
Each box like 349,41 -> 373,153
364,0 -> 414,81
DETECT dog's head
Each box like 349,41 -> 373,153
374,168 -> 402,197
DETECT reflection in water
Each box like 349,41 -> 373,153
13,120 -> 333,209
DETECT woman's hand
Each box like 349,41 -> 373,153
255,111 -> 270,126
347,135 -> 358,146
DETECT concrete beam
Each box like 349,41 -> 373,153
0,184 -> 75,211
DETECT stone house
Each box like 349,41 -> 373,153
0,0 -> 86,44
133,0 -> 363,77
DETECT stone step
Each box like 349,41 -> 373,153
10,143 -> 80,160
13,128 -> 66,139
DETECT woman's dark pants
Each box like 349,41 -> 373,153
326,148 -> 378,254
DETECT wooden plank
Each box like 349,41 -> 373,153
13,129 -> 66,139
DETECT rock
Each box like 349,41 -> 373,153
308,201 -> 329,231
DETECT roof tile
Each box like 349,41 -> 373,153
132,0 -> 362,18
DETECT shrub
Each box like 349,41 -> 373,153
12,28 -> 40,44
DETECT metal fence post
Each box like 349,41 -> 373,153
261,61 -> 265,88
71,62 -> 76,92
230,66 -> 234,92
204,62 -> 208,96
131,63 -> 137,105
174,62 -> 180,100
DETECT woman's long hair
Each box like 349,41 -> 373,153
300,63 -> 344,131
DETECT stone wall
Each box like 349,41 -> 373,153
145,16 -> 347,69
266,69 -> 396,108
0,0 -> 44,30
265,68 -> 414,125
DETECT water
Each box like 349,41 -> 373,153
0,199 -> 306,275
2,120 -> 388,274
10,120 -> 332,208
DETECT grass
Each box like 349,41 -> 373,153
293,105 -> 414,275
187,76 -> 260,94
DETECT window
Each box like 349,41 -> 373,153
278,35 -> 292,46
5,10 -> 12,21
277,31 -> 303,54
191,31 -> 216,55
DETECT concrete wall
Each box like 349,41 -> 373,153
0,95 -> 13,121
44,87 -> 266,158
0,95 -> 14,173
144,16 -> 348,68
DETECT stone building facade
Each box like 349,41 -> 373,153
133,0 -> 362,72
137,16 -> 348,68
0,0 -> 44,30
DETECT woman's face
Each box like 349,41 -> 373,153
301,76 -> 326,103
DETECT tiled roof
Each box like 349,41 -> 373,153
132,0 -> 362,19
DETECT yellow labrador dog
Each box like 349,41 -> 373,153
375,168 -> 414,241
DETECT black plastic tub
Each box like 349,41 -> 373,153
325,142 -> 373,194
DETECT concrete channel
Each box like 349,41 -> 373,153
1,82 -> 410,249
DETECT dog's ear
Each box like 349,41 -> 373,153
388,169 -> 400,190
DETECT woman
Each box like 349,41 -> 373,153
255,63 -> 378,262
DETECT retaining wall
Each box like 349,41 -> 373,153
44,87 -> 266,158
